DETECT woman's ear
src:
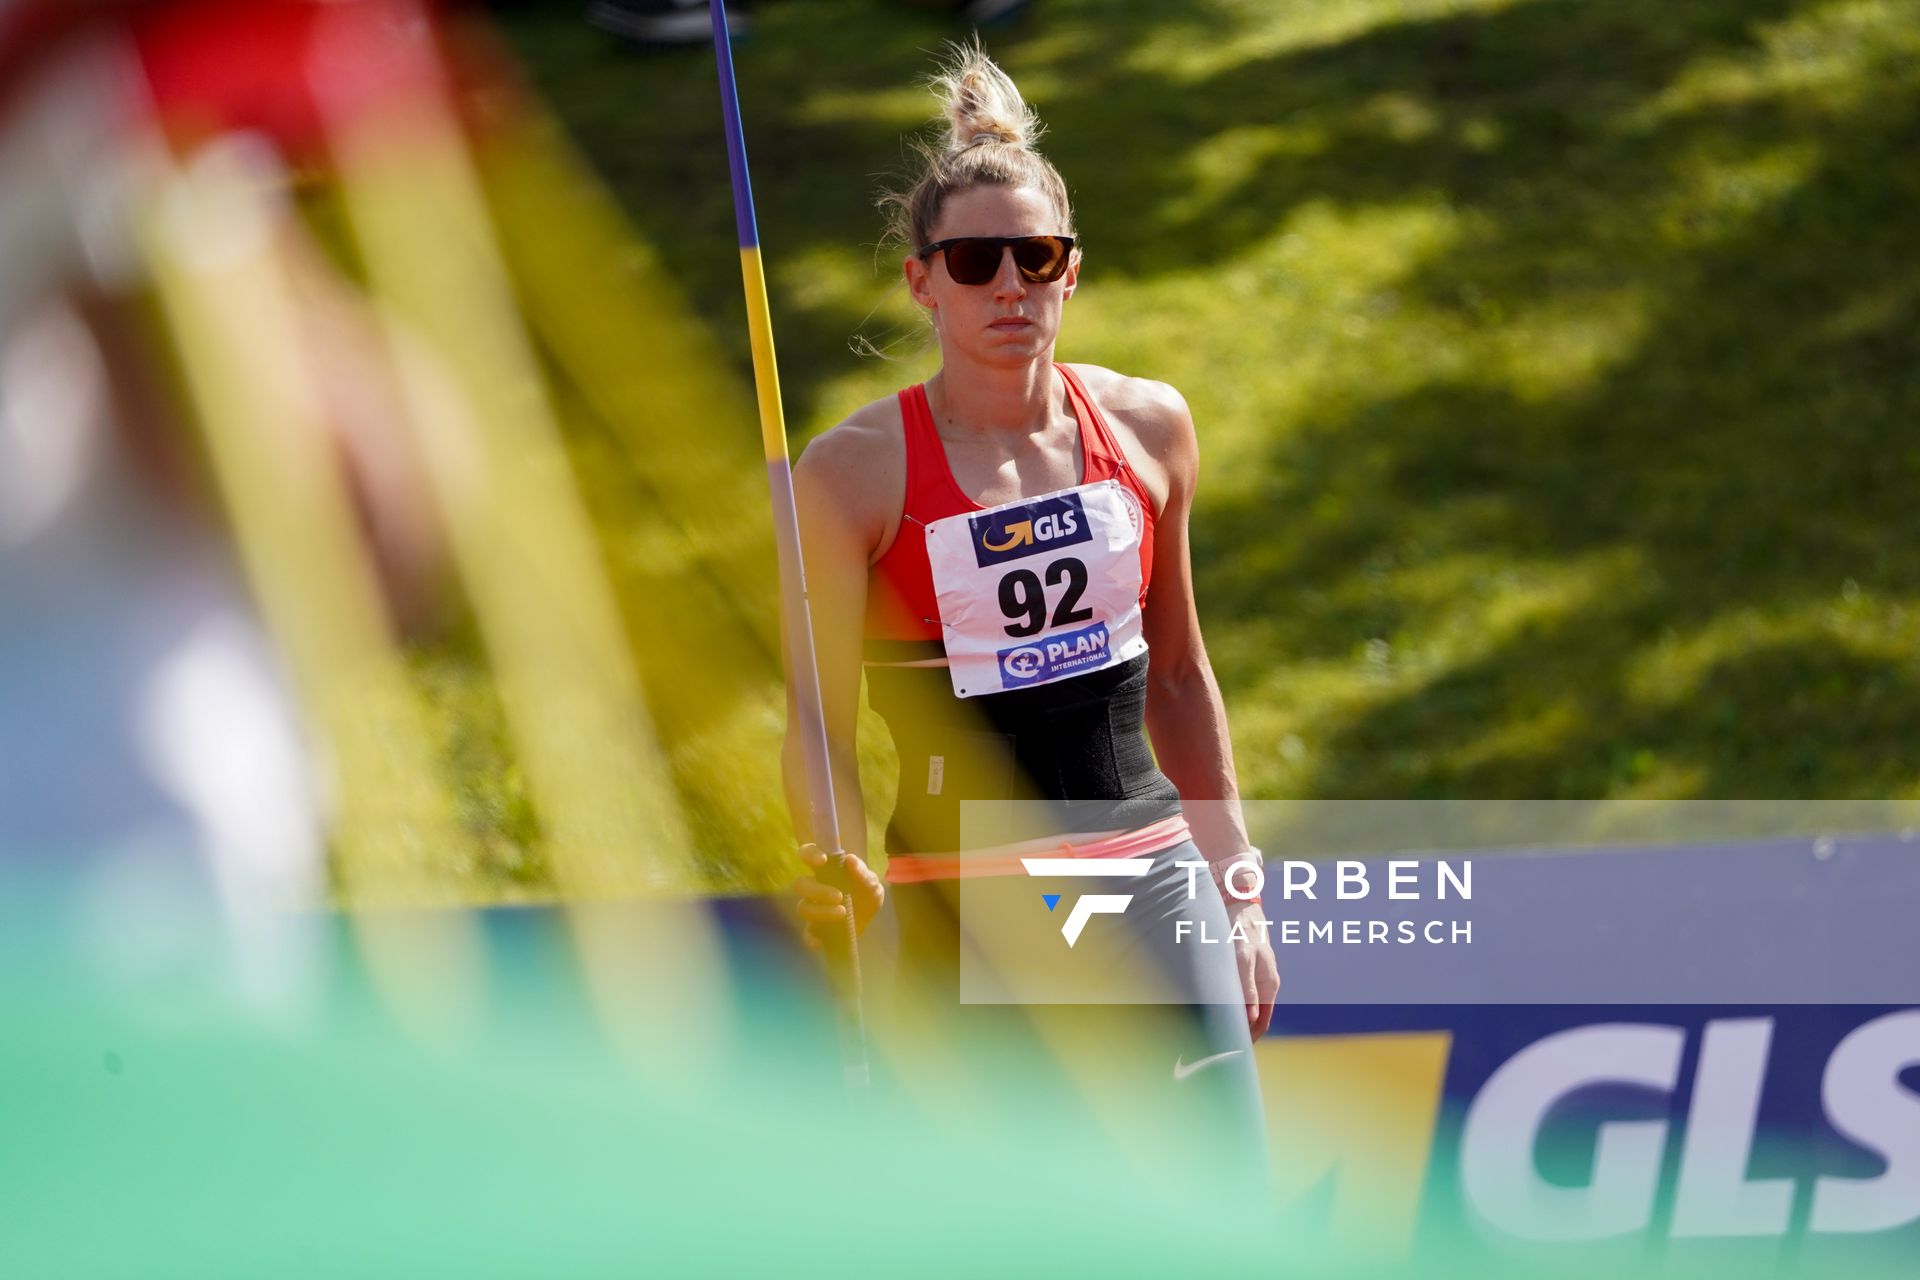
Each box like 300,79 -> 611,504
904,254 -> 937,312
1061,246 -> 1082,301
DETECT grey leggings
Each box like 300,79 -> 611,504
873,839 -> 1269,1186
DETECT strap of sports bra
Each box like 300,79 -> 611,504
901,382 -> 983,517
1057,364 -> 1140,490
895,384 -> 935,517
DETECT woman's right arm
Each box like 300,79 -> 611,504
781,425 -> 878,859
782,413 -> 900,943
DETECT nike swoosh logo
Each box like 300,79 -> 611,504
1172,1048 -> 1246,1081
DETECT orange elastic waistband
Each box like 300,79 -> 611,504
883,813 -> 1192,884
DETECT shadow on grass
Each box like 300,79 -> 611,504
1187,15 -> 1920,796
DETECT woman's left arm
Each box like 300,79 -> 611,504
1129,381 -> 1279,1035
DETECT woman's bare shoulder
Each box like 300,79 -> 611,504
793,391 -> 908,539
798,393 -> 904,477
1063,363 -> 1197,470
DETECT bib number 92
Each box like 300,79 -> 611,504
999,557 -> 1095,637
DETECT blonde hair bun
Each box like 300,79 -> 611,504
930,40 -> 1042,154
875,39 -> 1074,258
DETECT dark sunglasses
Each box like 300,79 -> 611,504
916,235 -> 1077,286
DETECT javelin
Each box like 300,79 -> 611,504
708,0 -> 868,1089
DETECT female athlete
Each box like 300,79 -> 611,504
785,44 -> 1278,1141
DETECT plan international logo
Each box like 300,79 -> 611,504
998,620 -> 1113,686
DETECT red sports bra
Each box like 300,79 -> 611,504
865,364 -> 1158,643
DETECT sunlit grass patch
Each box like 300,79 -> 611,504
1125,0 -> 1518,84
1628,0 -> 1920,123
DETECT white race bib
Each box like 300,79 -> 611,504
923,479 -> 1149,698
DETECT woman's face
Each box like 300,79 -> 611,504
904,183 -> 1079,370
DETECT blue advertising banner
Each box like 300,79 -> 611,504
1259,1004 -> 1920,1268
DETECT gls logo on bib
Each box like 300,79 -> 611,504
968,492 -> 1093,567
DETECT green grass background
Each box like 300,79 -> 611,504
413,0 -> 1920,896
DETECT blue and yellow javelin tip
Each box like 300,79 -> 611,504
708,1 -> 788,465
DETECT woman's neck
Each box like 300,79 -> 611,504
926,355 -> 1061,439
